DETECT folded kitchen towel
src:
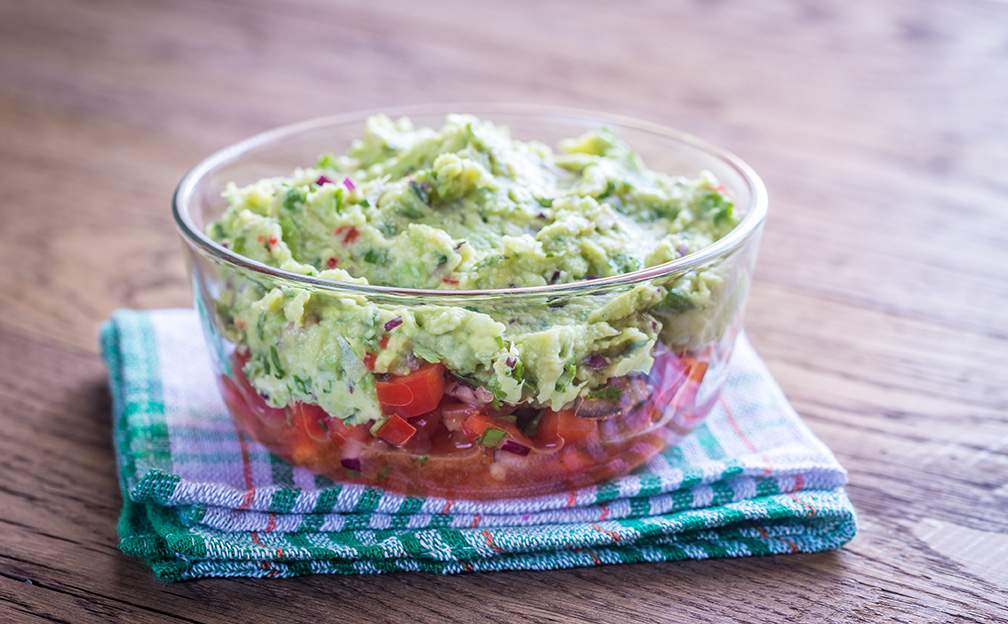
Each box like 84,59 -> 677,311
101,309 -> 856,582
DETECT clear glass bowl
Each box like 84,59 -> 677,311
173,105 -> 767,500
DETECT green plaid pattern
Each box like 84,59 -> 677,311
102,309 -> 856,582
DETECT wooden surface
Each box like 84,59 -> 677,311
1,0 -> 1007,621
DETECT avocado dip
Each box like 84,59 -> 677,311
207,114 -> 740,429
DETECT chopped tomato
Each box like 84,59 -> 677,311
376,414 -> 417,447
326,414 -> 371,444
535,409 -> 596,446
291,403 -> 330,442
460,411 -> 534,449
375,363 -> 446,418
363,352 -> 376,371
672,359 -> 708,411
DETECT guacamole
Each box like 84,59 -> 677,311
209,114 -> 739,427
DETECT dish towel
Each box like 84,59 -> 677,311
101,309 -> 856,582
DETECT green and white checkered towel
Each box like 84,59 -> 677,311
101,309 -> 856,582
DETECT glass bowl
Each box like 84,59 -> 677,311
173,104 -> 767,500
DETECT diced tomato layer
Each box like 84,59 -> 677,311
376,414 -> 417,446
291,403 -> 330,442
375,363 -> 446,418
220,347 -> 714,499
460,411 -> 536,449
535,409 -> 596,445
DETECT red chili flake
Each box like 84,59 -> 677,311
267,236 -> 278,248
363,352 -> 376,371
378,335 -> 389,349
257,234 -> 266,243
335,226 -> 347,236
343,226 -> 360,244
316,175 -> 333,186
715,184 -> 727,193
325,257 -> 339,269
236,320 -> 248,331
442,276 -> 459,285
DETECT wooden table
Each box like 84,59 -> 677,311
2,0 -> 1006,621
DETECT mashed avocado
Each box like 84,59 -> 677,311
209,114 -> 740,425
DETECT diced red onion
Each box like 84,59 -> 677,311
384,316 -> 403,332
474,386 -> 495,403
499,440 -> 530,456
343,177 -> 356,191
444,381 -> 492,406
316,175 -> 333,186
505,356 -> 516,368
583,354 -> 609,370
340,457 -> 361,472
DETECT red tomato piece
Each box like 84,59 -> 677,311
289,403 -> 329,442
376,381 -> 413,407
460,411 -> 535,449
376,363 -> 446,418
376,414 -> 417,447
535,409 -> 596,446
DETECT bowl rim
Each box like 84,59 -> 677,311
172,103 -> 768,298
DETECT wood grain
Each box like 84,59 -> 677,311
1,0 -> 1007,621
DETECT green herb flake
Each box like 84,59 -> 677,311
479,428 -> 507,447
434,253 -> 449,266
332,187 -> 344,213
363,248 -> 388,265
587,385 -> 622,400
610,252 -> 641,274
494,336 -> 505,349
255,314 -> 266,341
508,358 -> 525,382
293,375 -> 312,395
284,187 -> 306,211
663,289 -> 695,313
555,358 -> 577,391
316,153 -> 338,169
410,180 -> 432,206
269,346 -> 284,378
208,222 -> 226,241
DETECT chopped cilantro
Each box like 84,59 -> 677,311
363,248 -> 387,265
269,346 -> 284,378
587,386 -> 622,400
283,186 -> 306,211
662,289 -> 695,313
479,428 -> 507,447
331,187 -> 344,213
555,358 -> 577,391
609,252 -> 641,274
508,358 -> 525,382
409,180 -> 432,206
316,153 -> 338,169
292,375 -> 312,395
